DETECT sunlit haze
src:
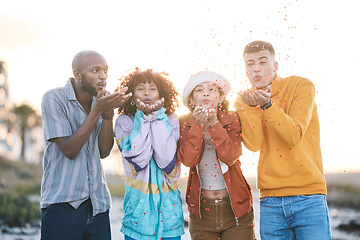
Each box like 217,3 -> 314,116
1,0 -> 359,177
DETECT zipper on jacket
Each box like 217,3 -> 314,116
220,119 -> 240,226
218,159 -> 239,226
195,165 -> 202,219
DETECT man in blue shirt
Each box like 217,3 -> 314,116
40,50 -> 132,240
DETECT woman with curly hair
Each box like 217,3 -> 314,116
114,68 -> 185,240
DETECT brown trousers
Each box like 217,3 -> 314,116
189,196 -> 256,240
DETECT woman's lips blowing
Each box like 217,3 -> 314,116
143,98 -> 152,104
202,99 -> 210,104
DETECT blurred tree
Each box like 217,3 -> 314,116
12,103 -> 40,161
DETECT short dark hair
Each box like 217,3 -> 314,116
243,40 -> 275,56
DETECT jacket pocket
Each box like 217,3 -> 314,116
161,190 -> 185,231
122,189 -> 157,235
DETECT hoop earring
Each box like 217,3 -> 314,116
130,101 -> 135,106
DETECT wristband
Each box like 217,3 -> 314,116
102,110 -> 114,120
261,99 -> 273,110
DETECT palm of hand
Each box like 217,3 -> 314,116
239,85 -> 272,106
136,98 -> 165,115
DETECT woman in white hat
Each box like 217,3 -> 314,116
177,71 -> 255,239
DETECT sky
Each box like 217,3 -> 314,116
1,0 -> 359,177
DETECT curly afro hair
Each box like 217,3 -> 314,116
116,67 -> 179,116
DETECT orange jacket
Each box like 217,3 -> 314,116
177,110 -> 253,219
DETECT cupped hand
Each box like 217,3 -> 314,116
95,88 -> 132,114
193,106 -> 209,126
151,98 -> 165,112
207,108 -> 218,127
136,99 -> 152,115
136,97 -> 165,115
238,85 -> 272,107
253,85 -> 272,106
116,87 -> 132,108
238,90 -> 257,106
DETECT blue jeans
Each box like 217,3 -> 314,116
260,194 -> 331,240
125,236 -> 181,240
41,198 -> 111,240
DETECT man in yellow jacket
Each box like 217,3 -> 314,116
235,40 -> 331,240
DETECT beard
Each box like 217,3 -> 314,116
80,76 -> 98,97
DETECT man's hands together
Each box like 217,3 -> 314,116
238,85 -> 272,107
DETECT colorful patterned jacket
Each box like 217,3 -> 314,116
114,108 -> 184,240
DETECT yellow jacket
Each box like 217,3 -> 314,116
235,75 -> 327,198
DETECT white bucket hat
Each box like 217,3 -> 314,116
182,71 -> 231,108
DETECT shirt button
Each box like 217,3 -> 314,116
89,172 -> 93,176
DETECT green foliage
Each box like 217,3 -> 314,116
15,183 -> 41,195
0,193 -> 40,226
13,104 -> 36,120
16,169 -> 34,179
0,156 -> 42,226
12,103 -> 41,160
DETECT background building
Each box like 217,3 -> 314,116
0,60 -> 43,163
0,61 -> 14,158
